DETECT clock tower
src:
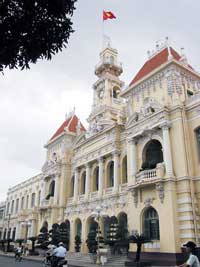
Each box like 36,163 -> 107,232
87,42 -> 125,137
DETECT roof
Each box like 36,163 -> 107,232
130,47 -> 193,86
50,115 -> 85,141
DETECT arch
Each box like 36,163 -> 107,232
121,156 -> 128,184
92,166 -> 99,192
70,176 -> 74,197
31,193 -> 36,208
117,212 -> 129,240
142,207 -> 160,240
141,139 -> 163,170
75,218 -> 82,238
107,161 -> 114,188
80,171 -> 86,195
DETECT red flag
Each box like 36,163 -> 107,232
103,11 -> 116,21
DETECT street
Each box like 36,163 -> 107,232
0,256 -> 42,267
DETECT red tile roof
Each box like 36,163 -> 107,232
50,115 -> 85,141
130,47 -> 192,86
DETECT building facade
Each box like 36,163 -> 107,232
3,40 -> 200,258
0,202 -> 6,240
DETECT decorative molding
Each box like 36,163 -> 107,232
144,197 -> 154,207
156,182 -> 165,203
131,189 -> 138,208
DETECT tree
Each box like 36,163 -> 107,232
86,226 -> 97,254
114,220 -> 129,255
59,222 -> 70,250
74,235 -> 81,252
0,0 -> 77,72
105,216 -> 118,253
49,223 -> 60,246
129,233 -> 151,262
37,225 -> 49,249
28,236 -> 37,252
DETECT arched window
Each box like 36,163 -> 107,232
143,207 -> 160,240
80,172 -> 86,195
142,140 -> 163,170
112,87 -> 120,99
15,199 -> 19,214
75,219 -> 82,238
118,212 -> 128,239
31,193 -> 36,208
26,195 -> 29,209
21,197 -> 24,209
38,191 -> 41,206
122,156 -> 128,184
110,56 -> 114,64
107,161 -> 114,187
195,127 -> 200,161
93,167 -> 99,192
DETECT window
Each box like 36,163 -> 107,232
71,176 -> 75,197
81,172 -> 86,195
0,210 -> 3,219
122,156 -> 128,184
31,193 -> 36,208
15,199 -> 19,214
195,127 -> 200,161
108,161 -> 114,187
187,90 -> 194,97
26,195 -> 29,209
93,167 -> 99,192
11,200 -> 14,214
21,197 -> 24,209
143,207 -> 160,240
142,140 -> 163,170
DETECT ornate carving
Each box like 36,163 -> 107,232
156,182 -> 165,203
144,197 -> 154,207
131,189 -> 138,208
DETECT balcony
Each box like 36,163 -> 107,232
136,169 -> 157,181
95,59 -> 122,76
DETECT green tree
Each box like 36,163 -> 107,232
0,0 -> 77,72
37,225 -> 49,249
74,235 -> 81,252
49,223 -> 60,246
86,225 -> 97,254
59,222 -> 70,250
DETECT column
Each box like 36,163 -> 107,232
73,168 -> 79,202
98,158 -> 104,197
85,163 -> 91,199
113,151 -> 120,192
162,123 -> 173,176
41,179 -> 47,204
54,176 -> 60,205
129,139 -> 137,177
15,222 -> 20,240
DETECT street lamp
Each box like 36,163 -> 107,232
21,219 -> 31,255
91,205 -> 107,265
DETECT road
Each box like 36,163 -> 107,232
0,256 -> 42,267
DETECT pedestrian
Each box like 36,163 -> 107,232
177,241 -> 200,267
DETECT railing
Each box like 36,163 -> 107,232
136,169 -> 157,181
95,59 -> 122,71
186,93 -> 200,105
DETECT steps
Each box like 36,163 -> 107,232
66,252 -> 128,267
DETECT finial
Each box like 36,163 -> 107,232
180,47 -> 187,65
166,37 -> 173,61
147,50 -> 151,59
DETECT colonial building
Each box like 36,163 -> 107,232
0,202 -> 6,240
3,39 -> 200,260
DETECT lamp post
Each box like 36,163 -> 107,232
91,206 -> 107,265
21,219 -> 31,255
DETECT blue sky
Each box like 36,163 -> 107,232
0,0 -> 200,200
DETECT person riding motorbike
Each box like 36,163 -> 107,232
52,242 -> 67,267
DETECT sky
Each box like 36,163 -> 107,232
0,0 -> 200,201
